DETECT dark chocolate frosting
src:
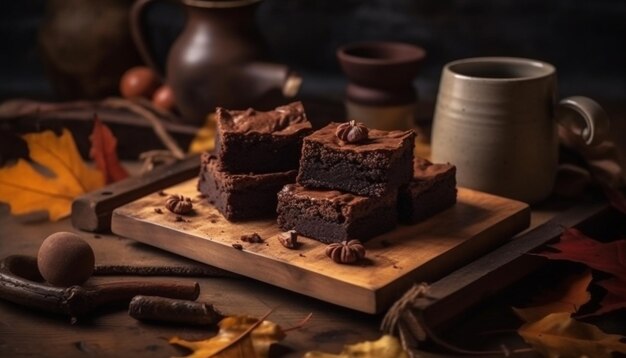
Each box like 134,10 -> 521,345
280,183 -> 368,205
279,183 -> 396,219
217,101 -> 311,135
306,122 -> 415,152
413,157 -> 456,181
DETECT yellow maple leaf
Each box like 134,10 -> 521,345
170,315 -> 285,358
188,113 -> 217,154
518,312 -> 626,358
514,270 -> 592,323
0,129 -> 104,220
304,335 -> 408,358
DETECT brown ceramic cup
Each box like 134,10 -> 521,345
337,42 -> 426,130
431,57 -> 610,203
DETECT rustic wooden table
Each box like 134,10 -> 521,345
0,101 -> 623,357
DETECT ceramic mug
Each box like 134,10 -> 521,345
431,57 -> 609,203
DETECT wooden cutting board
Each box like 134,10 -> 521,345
111,179 -> 530,314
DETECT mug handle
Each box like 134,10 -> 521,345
130,0 -> 168,78
557,96 -> 610,146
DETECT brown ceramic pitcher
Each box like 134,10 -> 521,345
131,0 -> 300,125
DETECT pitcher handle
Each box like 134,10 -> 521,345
130,0 -> 167,78
557,96 -> 610,146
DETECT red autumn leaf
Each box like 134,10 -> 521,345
535,228 -> 626,316
536,228 -> 626,280
595,278 -> 626,315
89,115 -> 129,184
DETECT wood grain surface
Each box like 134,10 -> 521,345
112,179 -> 530,313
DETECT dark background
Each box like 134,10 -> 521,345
1,0 -> 625,102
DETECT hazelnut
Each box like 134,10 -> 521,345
37,232 -> 95,286
335,120 -> 369,144
325,240 -> 366,264
165,194 -> 193,215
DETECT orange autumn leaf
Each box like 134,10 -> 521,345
170,313 -> 285,358
514,270 -> 592,323
0,129 -> 104,220
89,115 -> 129,183
304,335 -> 408,358
517,312 -> 626,358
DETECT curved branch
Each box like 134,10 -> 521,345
0,255 -> 199,319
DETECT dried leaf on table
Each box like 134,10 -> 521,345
595,277 -> 626,316
534,228 -> 626,280
169,314 -> 285,358
513,270 -> 592,323
89,115 -> 129,183
517,312 -> 626,358
188,113 -> 217,154
303,335 -> 408,358
0,129 -> 104,220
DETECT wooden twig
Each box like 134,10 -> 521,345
129,295 -> 224,325
0,97 -> 188,160
0,255 -> 199,320
94,264 -> 239,278
101,98 -> 185,159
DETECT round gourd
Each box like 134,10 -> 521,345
37,232 -> 95,286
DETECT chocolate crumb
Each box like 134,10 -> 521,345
166,194 -> 193,215
158,191 -> 167,196
278,230 -> 298,249
232,243 -> 243,250
93,235 -> 101,239
393,264 -> 399,269
210,219 -> 217,224
299,253 -> 306,257
175,216 -> 185,222
154,208 -> 163,214
241,233 -> 264,243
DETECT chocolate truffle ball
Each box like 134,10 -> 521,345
37,232 -> 95,286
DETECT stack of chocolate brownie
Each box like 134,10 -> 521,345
277,122 -> 416,243
198,102 -> 313,221
277,122 -> 458,244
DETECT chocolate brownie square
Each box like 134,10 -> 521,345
398,158 -> 457,223
277,184 -> 397,244
198,154 -> 297,221
215,101 -> 313,174
297,123 -> 415,197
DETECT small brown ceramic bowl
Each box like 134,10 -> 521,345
337,41 -> 426,88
